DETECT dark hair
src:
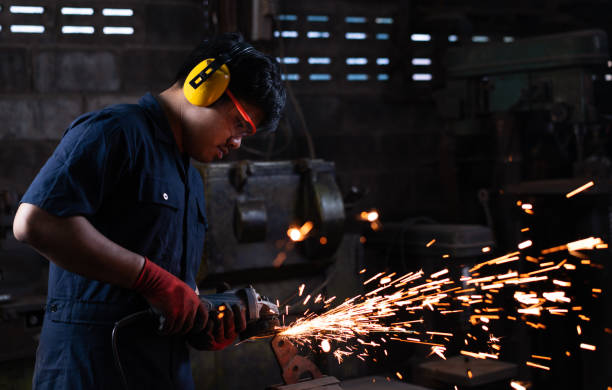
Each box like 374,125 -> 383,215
175,32 -> 286,133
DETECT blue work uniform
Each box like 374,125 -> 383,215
21,93 -> 208,389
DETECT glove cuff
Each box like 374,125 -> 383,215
132,256 -> 167,293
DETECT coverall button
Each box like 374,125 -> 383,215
49,304 -> 57,312
163,192 -> 168,200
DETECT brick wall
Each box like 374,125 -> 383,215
0,0 -> 208,192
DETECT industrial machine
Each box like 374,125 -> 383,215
430,29 -> 612,389
194,159 -> 346,285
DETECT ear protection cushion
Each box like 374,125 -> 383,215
183,59 -> 230,107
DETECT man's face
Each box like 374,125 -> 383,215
179,92 -> 264,163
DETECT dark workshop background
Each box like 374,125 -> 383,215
1,1 -> 611,390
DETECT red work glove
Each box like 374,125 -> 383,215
187,303 -> 247,351
132,257 -> 207,335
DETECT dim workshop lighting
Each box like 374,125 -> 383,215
61,7 -> 94,15
102,8 -> 134,17
10,25 -> 45,33
10,6 -> 44,14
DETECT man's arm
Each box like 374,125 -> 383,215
13,202 -> 143,288
13,202 -> 208,335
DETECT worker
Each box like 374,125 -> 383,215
12,32 -> 286,389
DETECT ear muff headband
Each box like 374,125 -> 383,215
182,42 -> 255,107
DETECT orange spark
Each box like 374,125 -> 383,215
511,381 -> 528,390
272,252 -> 287,267
580,343 -> 596,351
531,354 -> 551,360
566,180 -> 594,198
470,251 -> 520,272
320,339 -> 331,352
526,361 -> 550,371
431,269 -> 449,279
553,280 -> 571,287
518,240 -> 533,249
426,239 -> 436,247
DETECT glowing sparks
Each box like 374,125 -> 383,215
526,361 -> 550,371
426,239 -> 436,247
428,345 -> 447,359
580,343 -> 596,351
363,272 -> 385,285
395,372 -> 403,380
553,280 -> 571,287
481,246 -> 491,253
518,240 -> 532,250
511,381 -> 528,390
302,294 -> 312,305
431,269 -> 449,279
531,354 -> 551,360
287,221 -> 314,241
320,339 -> 331,352
542,237 -> 604,254
360,210 -> 379,222
566,180 -> 594,198
298,284 -> 305,296
460,350 -> 498,360
274,235 -> 606,370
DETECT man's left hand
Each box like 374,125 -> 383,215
187,303 -> 247,351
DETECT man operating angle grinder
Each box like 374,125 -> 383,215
13,33 -> 286,389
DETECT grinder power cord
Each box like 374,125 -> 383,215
113,284 -> 280,390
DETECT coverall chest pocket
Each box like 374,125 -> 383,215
136,176 -> 185,255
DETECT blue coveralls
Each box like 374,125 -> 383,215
21,93 -> 208,389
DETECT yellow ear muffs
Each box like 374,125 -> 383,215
183,59 -> 230,107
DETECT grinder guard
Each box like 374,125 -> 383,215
187,286 -> 279,350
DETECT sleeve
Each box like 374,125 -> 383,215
21,114 -> 132,217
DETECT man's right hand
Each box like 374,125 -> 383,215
132,257 -> 207,335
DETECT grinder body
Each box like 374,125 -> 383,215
188,286 -> 279,349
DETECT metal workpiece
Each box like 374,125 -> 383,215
195,159 -> 345,279
270,335 -> 324,386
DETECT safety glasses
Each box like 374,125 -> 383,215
226,89 -> 256,135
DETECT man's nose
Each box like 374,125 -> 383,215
228,136 -> 242,149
